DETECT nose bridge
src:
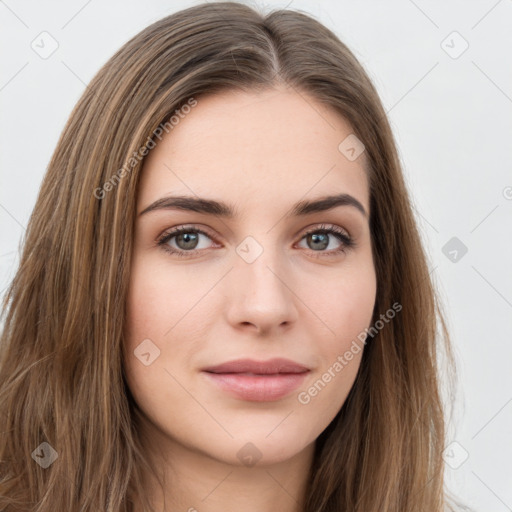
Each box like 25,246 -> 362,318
225,233 -> 298,331
235,233 -> 288,298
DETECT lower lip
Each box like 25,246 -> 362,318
203,371 -> 309,402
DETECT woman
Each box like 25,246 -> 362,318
0,2 -> 465,511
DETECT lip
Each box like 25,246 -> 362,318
203,357 -> 310,375
202,358 -> 310,402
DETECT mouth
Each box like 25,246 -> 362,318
202,357 -> 310,375
201,358 -> 310,402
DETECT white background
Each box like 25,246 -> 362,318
1,1 -> 511,510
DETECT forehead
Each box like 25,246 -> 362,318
138,87 -> 369,216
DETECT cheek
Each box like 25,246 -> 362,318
302,258 -> 377,343
124,255 -> 194,344
123,254 -> 213,400
333,268 -> 377,335
332,268 -> 376,364
122,262 -> 189,429
292,258 -> 376,412
123,258 -> 175,394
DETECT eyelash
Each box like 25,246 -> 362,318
156,224 -> 355,259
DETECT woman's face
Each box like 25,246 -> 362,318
124,86 -> 376,467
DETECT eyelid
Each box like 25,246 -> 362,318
299,223 -> 351,239
156,223 -> 218,242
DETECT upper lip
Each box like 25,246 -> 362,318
202,358 -> 310,375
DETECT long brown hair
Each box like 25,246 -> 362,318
0,2 -> 464,511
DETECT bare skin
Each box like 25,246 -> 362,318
124,85 -> 377,512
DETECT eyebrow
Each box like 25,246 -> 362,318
138,193 -> 368,219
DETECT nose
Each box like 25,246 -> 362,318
224,242 -> 299,336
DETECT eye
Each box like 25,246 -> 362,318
156,223 -> 355,259
157,226 -> 218,258
296,224 -> 354,257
